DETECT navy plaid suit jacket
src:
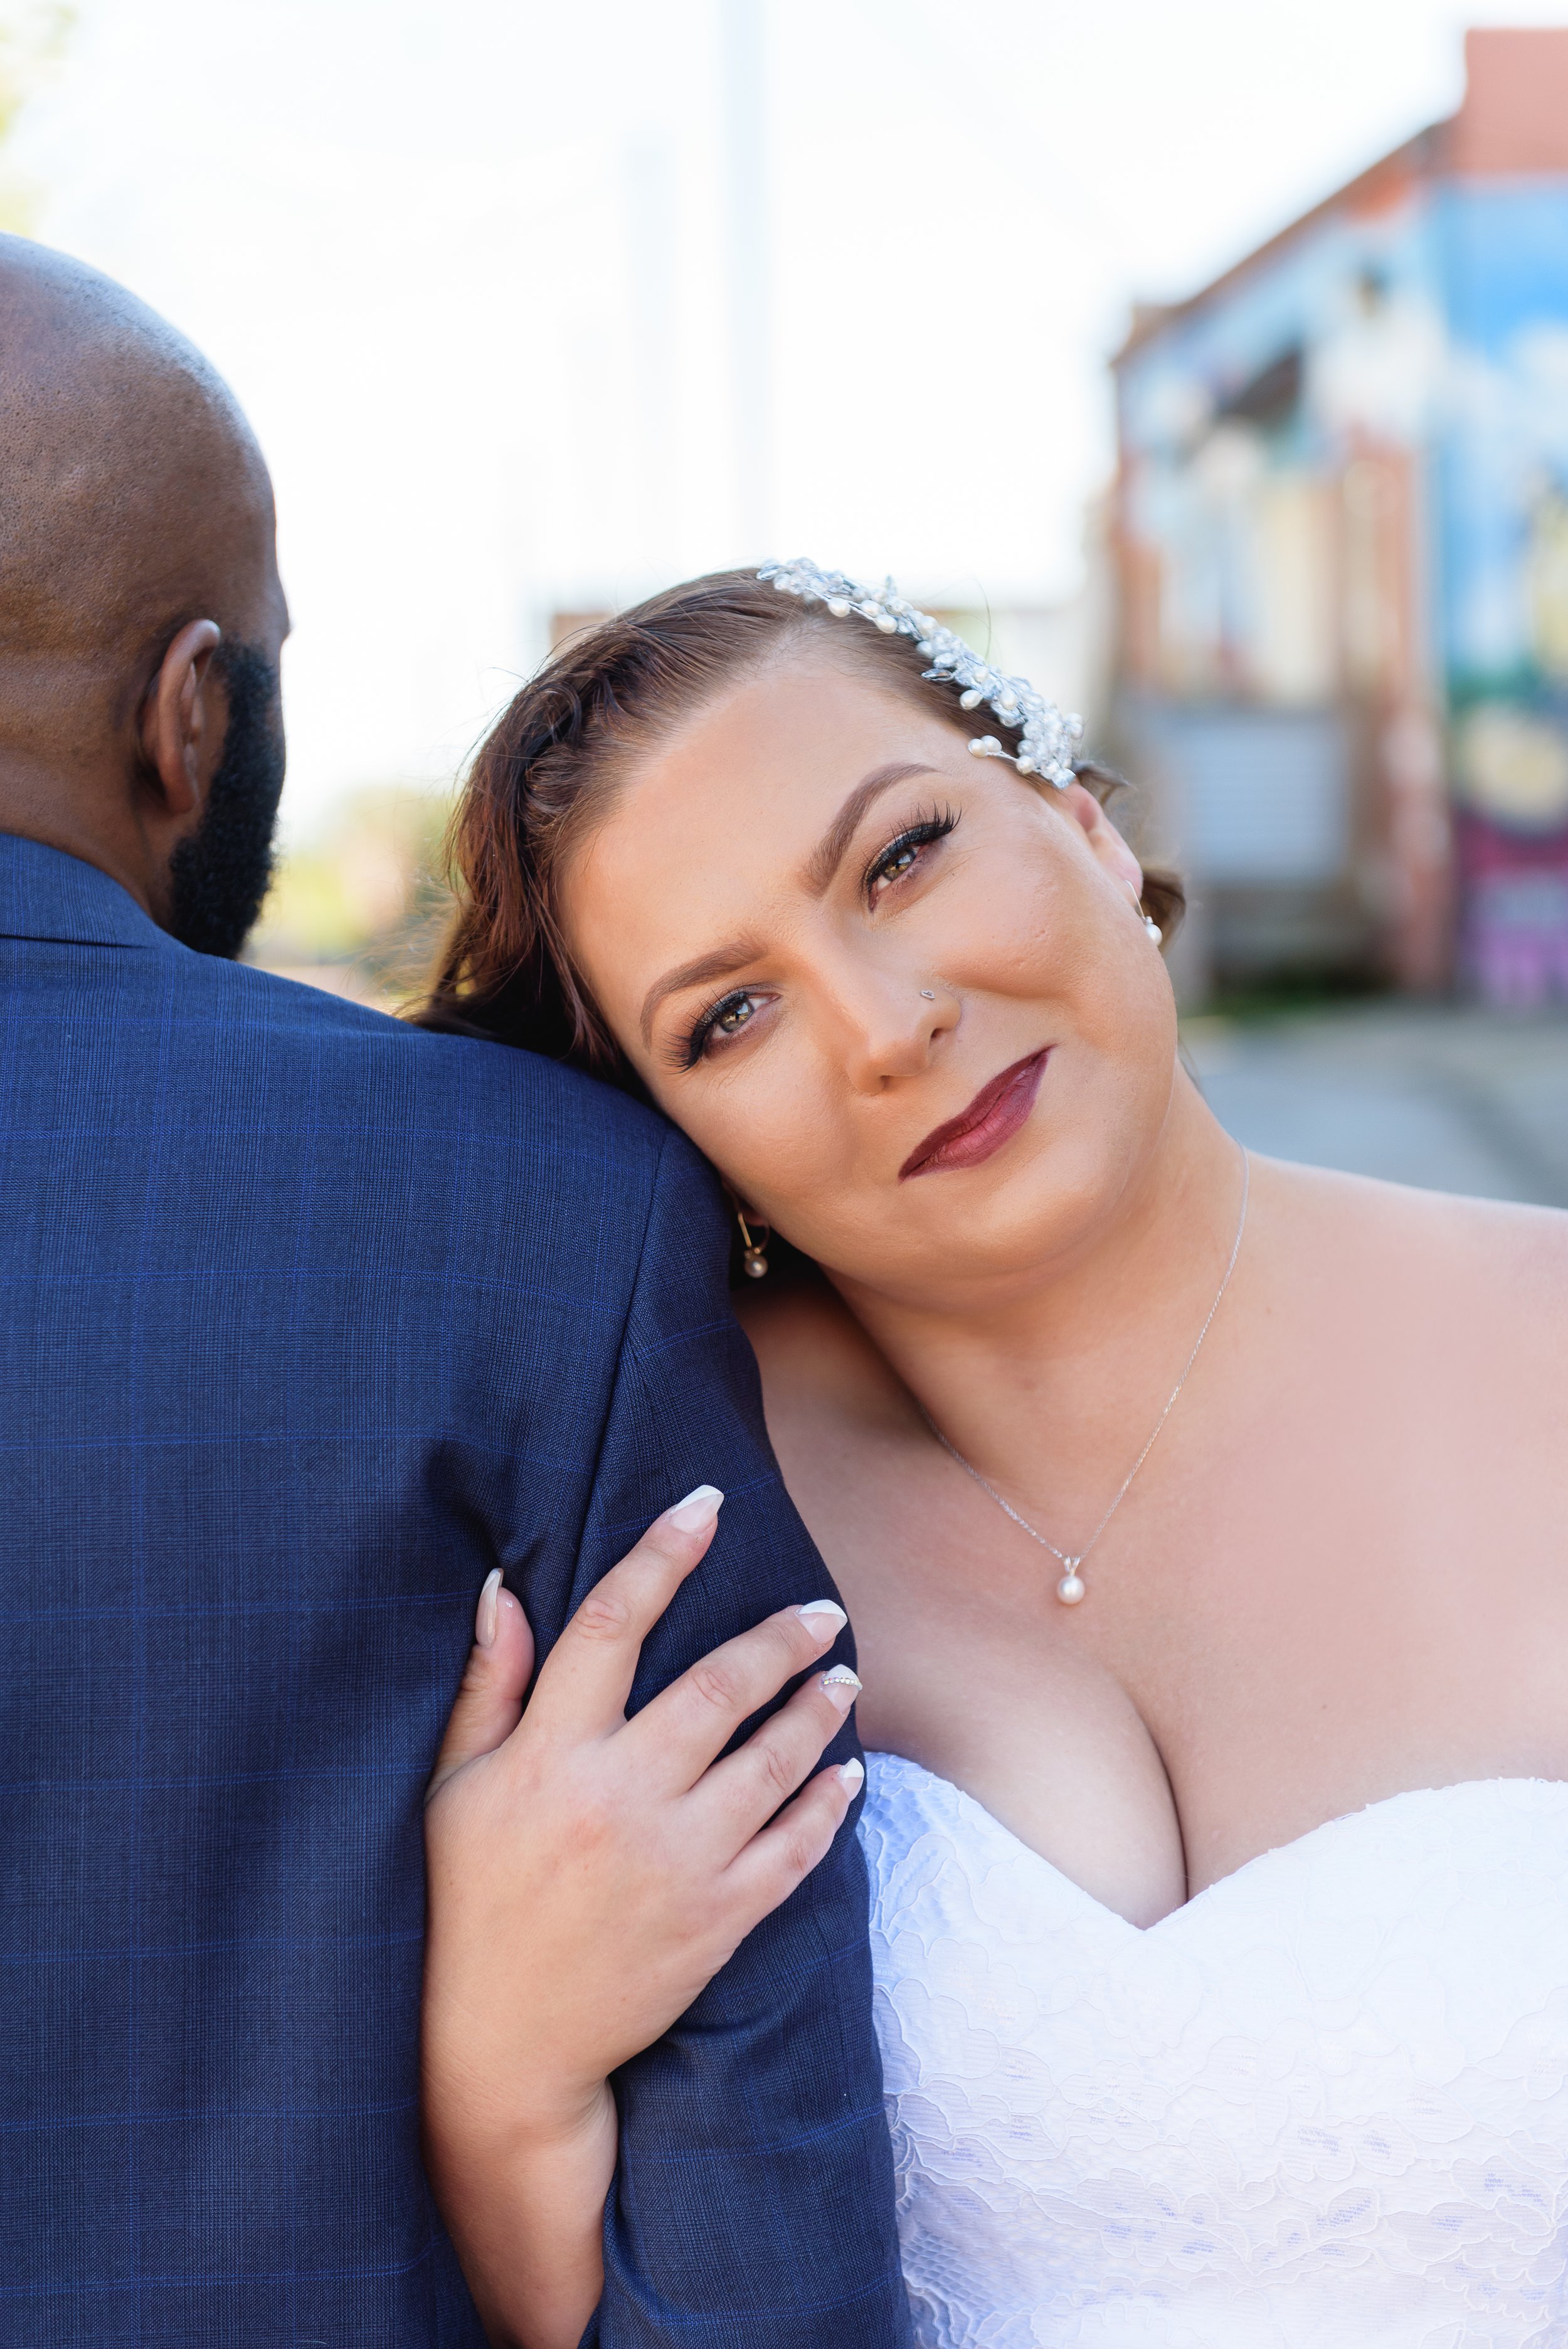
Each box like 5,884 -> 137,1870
0,835 -> 908,2349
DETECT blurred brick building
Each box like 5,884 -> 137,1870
1113,28 -> 1568,1004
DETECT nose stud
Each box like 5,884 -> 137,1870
918,989 -> 936,1000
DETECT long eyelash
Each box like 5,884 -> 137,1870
668,804 -> 960,1070
863,803 -> 960,899
672,986 -> 748,1072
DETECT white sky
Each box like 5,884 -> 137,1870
12,0 -> 1568,837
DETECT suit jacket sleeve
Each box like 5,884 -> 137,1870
564,1129 -> 910,2349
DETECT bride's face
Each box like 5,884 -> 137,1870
561,652 -> 1179,1303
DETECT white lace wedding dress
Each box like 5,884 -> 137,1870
859,1752 -> 1568,2347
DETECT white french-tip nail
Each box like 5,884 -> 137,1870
795,1598 -> 847,1633
837,1758 -> 866,1791
475,1567 -> 502,1650
821,1665 -> 862,1707
668,1484 -> 724,1534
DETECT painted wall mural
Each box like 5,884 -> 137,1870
1114,44 -> 1568,1003
1440,188 -> 1568,1002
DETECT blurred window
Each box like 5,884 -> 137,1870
1166,709 -> 1350,883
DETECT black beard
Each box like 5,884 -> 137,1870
165,640 -> 286,958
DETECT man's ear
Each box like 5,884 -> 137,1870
1057,780 -> 1144,903
139,619 -> 223,820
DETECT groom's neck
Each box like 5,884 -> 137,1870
0,718 -> 168,918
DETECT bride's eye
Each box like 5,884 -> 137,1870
865,806 -> 959,901
681,988 -> 768,1068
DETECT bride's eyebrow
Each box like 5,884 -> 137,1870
636,763 -> 941,1044
640,937 -> 764,1046
802,761 -> 941,896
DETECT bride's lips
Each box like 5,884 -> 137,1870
899,1050 -> 1049,1180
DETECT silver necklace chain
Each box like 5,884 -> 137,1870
924,1150 -> 1251,1606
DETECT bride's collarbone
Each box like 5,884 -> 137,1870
743,1296 -> 1276,1925
738,1230 -> 1568,1929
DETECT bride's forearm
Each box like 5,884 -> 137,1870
420,1512 -> 859,2345
421,2072 -> 617,2349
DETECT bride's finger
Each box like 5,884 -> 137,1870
687,1665 -> 861,1847
723,1754 -> 866,1925
426,1570 -> 534,1801
526,1488 -> 724,1737
625,1599 -> 849,1789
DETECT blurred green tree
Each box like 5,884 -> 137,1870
0,4 -> 71,233
250,786 -> 456,1007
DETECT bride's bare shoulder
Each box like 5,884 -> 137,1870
733,1276 -> 918,1444
1260,1153 -> 1568,1325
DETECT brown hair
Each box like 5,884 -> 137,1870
411,566 -> 1182,1088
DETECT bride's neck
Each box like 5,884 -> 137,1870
832,1073 -> 1245,1510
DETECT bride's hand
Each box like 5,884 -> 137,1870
420,1485 -> 862,2349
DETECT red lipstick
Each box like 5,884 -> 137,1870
899,1050 -> 1049,1180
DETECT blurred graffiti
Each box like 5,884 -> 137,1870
1112,28 -> 1568,1007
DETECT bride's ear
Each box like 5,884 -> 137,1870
1057,781 -> 1144,902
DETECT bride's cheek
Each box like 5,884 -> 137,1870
706,1073 -> 832,1222
933,876 -> 1060,998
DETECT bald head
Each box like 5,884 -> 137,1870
0,236 -> 275,663
0,238 -> 288,948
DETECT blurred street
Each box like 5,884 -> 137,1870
1185,1005 -> 1568,1207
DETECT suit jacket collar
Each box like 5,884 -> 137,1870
0,832 -> 164,949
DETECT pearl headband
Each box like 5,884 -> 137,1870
758,557 -> 1083,790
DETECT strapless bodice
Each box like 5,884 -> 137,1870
859,1752 -> 1568,2346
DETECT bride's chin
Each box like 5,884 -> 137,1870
829,1165 -> 1126,1308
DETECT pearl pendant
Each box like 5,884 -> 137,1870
1056,1569 -> 1086,1605
743,1248 -> 768,1280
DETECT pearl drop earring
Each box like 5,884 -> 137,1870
1128,880 -> 1162,946
734,1209 -> 771,1280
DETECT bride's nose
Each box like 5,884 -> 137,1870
835,967 -> 953,1094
